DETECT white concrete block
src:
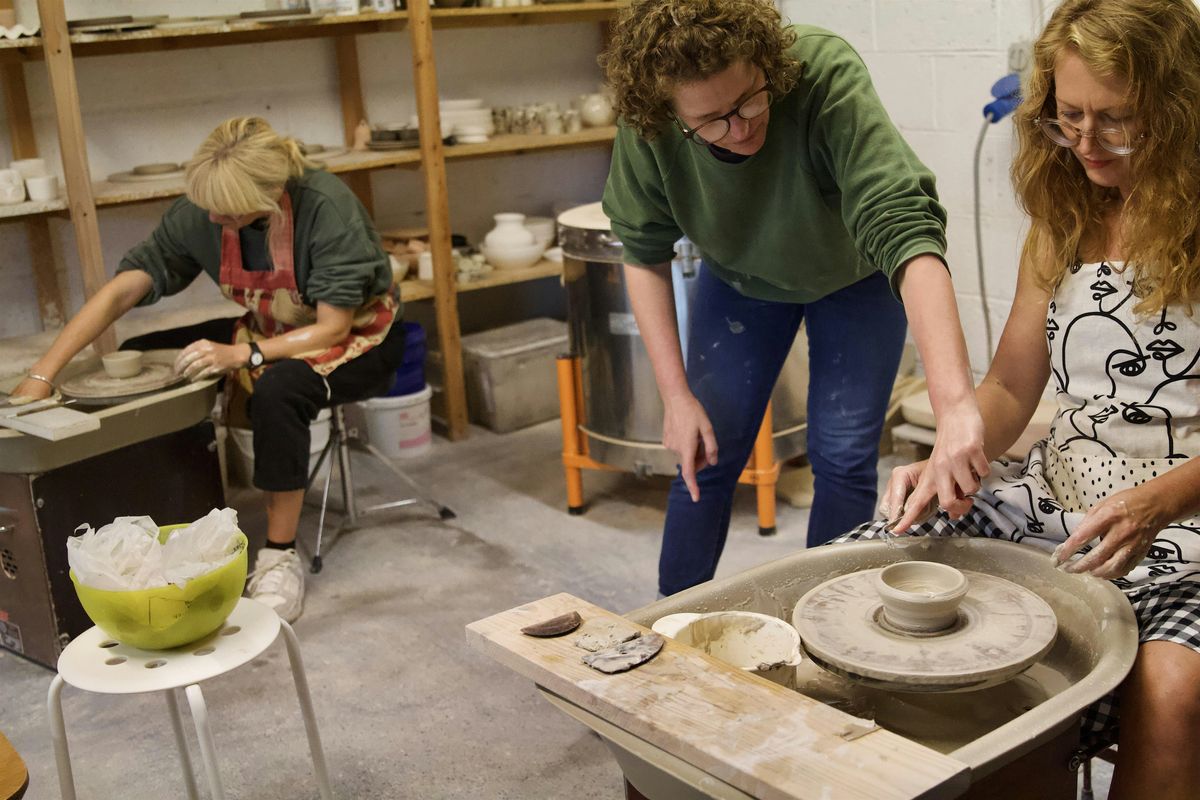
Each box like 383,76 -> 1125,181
876,0 -> 999,52
781,0 -> 875,52
932,53 -> 1011,133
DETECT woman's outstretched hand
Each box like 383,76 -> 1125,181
662,390 -> 718,503
888,401 -> 989,532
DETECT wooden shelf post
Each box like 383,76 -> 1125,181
408,0 -> 469,440
333,35 -> 375,217
0,61 -> 66,331
36,0 -> 115,353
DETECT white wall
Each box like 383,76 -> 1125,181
781,0 -> 1051,376
0,1 -> 610,341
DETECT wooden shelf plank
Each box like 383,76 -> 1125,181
399,258 -> 561,303
0,129 -> 615,222
0,4 -> 626,61
431,2 -> 624,29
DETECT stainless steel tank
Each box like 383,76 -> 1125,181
558,202 -> 807,477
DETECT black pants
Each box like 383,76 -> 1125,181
122,317 -> 406,492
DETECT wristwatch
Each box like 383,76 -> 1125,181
247,342 -> 266,369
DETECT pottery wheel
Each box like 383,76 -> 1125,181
792,568 -> 1058,693
58,350 -> 186,403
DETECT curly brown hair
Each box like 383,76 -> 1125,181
1012,0 -> 1200,314
599,0 -> 801,140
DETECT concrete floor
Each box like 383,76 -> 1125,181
0,420 -> 1112,799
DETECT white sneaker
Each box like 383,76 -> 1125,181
247,547 -> 305,623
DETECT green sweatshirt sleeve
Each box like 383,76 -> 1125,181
115,197 -> 206,306
303,195 -> 390,309
602,126 -> 684,267
804,34 -> 947,288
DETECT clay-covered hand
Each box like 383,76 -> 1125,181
1054,487 -> 1164,579
890,401 -> 988,532
662,390 -> 718,503
878,459 -> 934,531
9,377 -> 54,401
174,340 -> 251,380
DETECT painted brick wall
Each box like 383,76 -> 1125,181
782,0 -> 1050,375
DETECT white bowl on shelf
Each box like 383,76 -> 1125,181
440,98 -> 484,111
524,216 -> 556,249
482,241 -> 546,271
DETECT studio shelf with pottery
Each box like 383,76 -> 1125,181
1,1 -> 623,439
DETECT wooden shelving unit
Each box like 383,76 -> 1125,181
3,1 -> 622,439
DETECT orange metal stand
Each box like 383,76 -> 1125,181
557,355 -> 779,535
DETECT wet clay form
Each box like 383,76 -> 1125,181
670,611 -> 804,688
574,620 -> 641,653
521,611 -> 582,637
792,562 -> 1058,693
582,633 -> 664,674
59,350 -> 186,403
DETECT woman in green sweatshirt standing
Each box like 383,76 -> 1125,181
601,0 -> 987,596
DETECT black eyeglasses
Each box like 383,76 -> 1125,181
675,87 -> 772,145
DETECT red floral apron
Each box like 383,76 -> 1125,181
218,191 -> 397,398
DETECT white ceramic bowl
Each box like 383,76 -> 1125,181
524,216 -> 556,249
482,241 -> 546,270
101,350 -> 144,379
439,98 -> 484,110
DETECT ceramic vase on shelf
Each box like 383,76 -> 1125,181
484,213 -> 535,250
580,93 -> 616,128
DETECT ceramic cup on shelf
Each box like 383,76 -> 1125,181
25,174 -> 60,203
417,251 -> 434,281
0,169 -> 25,204
10,158 -> 47,181
543,109 -> 564,136
564,109 -> 583,134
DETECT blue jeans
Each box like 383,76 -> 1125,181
658,267 -> 907,596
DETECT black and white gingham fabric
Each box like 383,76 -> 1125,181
831,511 -> 1200,754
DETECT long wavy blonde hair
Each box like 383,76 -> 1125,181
1013,0 -> 1200,313
186,116 -> 315,217
599,0 -> 801,140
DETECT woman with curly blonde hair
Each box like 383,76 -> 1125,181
843,2 -> 1200,793
12,117 -> 404,622
600,0 -> 987,596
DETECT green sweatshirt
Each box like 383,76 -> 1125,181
601,26 -> 947,303
118,169 -> 395,312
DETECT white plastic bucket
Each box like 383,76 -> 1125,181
227,409 -> 332,487
359,384 -> 433,459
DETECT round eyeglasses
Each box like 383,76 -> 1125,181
1035,116 -> 1144,156
676,87 -> 772,145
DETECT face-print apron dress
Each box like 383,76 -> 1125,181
974,261 -> 1200,592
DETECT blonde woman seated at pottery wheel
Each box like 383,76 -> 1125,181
835,3 -> 1200,797
11,117 -> 405,624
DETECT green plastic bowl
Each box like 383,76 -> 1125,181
70,524 -> 248,650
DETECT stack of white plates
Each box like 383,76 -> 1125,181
410,99 -> 494,139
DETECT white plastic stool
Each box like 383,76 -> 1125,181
47,598 -> 332,800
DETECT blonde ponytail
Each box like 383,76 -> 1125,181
186,116 -> 317,217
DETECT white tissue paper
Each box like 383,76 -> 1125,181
67,508 -> 243,591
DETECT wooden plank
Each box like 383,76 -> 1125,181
37,0 -> 115,353
431,2 -> 624,29
333,35 -> 374,217
1,60 -> 68,330
467,594 -> 971,800
0,406 -> 100,440
408,0 -> 468,441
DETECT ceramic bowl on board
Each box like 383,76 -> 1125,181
481,241 -> 546,270
132,162 -> 182,176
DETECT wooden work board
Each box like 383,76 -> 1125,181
466,593 -> 972,800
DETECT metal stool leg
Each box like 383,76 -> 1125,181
47,675 -> 77,800
184,684 -> 227,800
280,621 -> 334,800
358,440 -> 456,520
311,428 -> 340,574
1080,757 -> 1094,800
166,689 -> 201,800
335,407 -> 358,526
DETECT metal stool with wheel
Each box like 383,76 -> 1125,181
305,403 -> 455,574
47,598 -> 332,800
